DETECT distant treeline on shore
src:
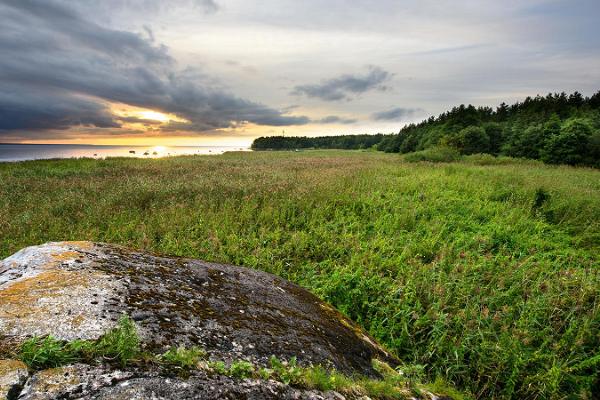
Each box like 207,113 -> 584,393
252,90 -> 600,167
251,134 -> 386,151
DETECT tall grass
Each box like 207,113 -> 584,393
1,151 -> 598,399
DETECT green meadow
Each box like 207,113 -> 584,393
0,150 -> 598,399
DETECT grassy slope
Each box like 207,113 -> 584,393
0,151 -> 598,399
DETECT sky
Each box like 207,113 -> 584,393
0,0 -> 599,146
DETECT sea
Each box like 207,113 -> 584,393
0,144 -> 249,162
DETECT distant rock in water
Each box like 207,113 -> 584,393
0,242 -> 399,399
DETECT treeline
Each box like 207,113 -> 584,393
378,91 -> 600,167
251,134 -> 386,150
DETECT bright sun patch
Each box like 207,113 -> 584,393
111,103 -> 189,127
138,111 -> 171,123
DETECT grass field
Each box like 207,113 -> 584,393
0,150 -> 598,399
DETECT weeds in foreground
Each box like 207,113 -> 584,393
160,346 -> 207,368
19,336 -> 85,370
18,315 -> 140,369
94,315 -> 140,365
227,360 -> 255,379
17,323 -> 461,400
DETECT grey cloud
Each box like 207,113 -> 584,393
65,0 -> 220,19
0,86 -> 120,131
371,107 -> 422,121
116,116 -> 164,125
0,0 -> 307,138
143,25 -> 155,42
292,66 -> 392,101
317,116 -> 357,124
198,0 -> 219,13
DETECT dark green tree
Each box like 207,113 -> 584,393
446,126 -> 490,155
541,119 -> 592,165
483,122 -> 504,155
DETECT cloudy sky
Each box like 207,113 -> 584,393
1,0 -> 599,145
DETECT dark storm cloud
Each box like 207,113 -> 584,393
292,66 -> 392,101
0,87 -> 120,131
0,0 -> 308,138
317,116 -> 357,124
371,107 -> 422,121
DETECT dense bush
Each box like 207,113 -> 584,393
444,126 -> 490,155
541,119 -> 594,165
403,146 -> 461,163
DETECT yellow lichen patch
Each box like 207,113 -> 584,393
0,359 -> 27,377
31,366 -> 81,394
0,269 -> 99,336
50,251 -> 80,263
71,314 -> 86,328
0,269 -> 88,306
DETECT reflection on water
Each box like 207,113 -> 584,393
0,144 -> 249,162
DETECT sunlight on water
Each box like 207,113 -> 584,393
0,144 -> 250,162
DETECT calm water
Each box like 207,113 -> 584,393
0,144 -> 249,162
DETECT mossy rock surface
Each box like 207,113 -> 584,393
0,241 -> 399,399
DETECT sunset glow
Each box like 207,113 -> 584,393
111,104 -> 189,127
1,1 -> 598,146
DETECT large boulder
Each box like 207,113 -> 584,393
0,242 -> 399,399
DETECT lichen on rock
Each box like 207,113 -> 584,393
0,242 -> 122,341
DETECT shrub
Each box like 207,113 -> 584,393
94,315 -> 140,366
208,360 -> 228,375
228,360 -> 255,379
531,188 -> 550,213
302,365 -> 336,391
269,356 -> 303,385
161,346 -> 206,368
403,146 -> 461,163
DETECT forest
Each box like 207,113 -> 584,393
253,91 -> 600,167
